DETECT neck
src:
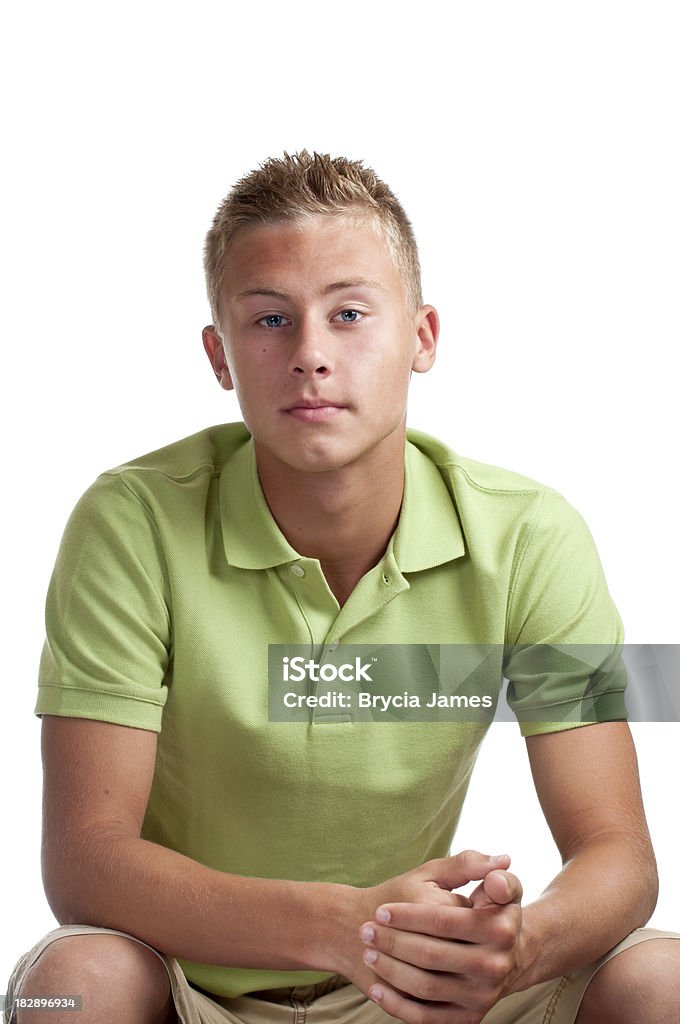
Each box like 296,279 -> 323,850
254,434 -> 407,605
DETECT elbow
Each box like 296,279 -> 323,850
42,861 -> 87,926
637,855 -> 659,927
42,826 -> 138,929
41,835 -> 103,927
625,827 -> 659,928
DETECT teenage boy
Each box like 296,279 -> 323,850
5,151 -> 679,1024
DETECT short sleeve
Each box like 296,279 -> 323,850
503,489 -> 627,737
36,473 -> 172,732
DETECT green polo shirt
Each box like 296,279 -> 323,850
36,422 -> 626,997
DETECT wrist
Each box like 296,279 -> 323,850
301,881 -> 366,977
507,905 -> 544,993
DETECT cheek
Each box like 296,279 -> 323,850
230,361 -> 276,410
378,353 -> 415,387
228,354 -> 263,388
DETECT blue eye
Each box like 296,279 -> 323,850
337,309 -> 362,322
258,314 -> 290,329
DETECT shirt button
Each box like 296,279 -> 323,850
328,642 -> 339,651
290,564 -> 306,578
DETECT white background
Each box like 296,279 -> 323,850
2,0 -> 678,988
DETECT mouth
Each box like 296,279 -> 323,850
282,399 -> 348,422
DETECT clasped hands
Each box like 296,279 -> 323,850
349,850 -> 523,1024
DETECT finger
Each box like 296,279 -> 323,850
366,903 -> 512,945
360,920 -> 517,976
422,850 -> 511,892
363,946 -> 471,1006
368,980 -> 467,1024
449,891 -> 474,909
412,884 -> 474,910
472,870 -> 523,909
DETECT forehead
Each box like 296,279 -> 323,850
221,214 -> 403,297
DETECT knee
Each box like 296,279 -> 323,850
14,931 -> 175,1023
21,932 -> 166,988
578,938 -> 680,1024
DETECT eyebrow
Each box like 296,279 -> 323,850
235,278 -> 387,301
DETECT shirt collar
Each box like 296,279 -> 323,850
220,434 -> 466,572
391,437 -> 466,571
220,440 -> 299,569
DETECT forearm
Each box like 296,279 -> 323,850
512,831 -> 658,992
45,830 -> 357,972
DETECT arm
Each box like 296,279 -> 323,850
41,714 -> 343,971
40,714 -> 499,976
512,719 -> 658,988
357,721 -> 658,1022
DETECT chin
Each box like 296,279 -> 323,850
257,436 -> 365,475
252,419 -> 406,476
280,448 -> 359,475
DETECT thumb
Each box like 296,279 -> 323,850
471,869 -> 523,909
424,850 -> 512,891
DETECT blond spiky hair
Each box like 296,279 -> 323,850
203,150 -> 423,329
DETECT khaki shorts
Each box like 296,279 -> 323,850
3,924 -> 679,1024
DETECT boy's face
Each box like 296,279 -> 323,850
203,214 -> 438,475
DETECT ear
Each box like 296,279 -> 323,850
202,326 -> 235,391
411,305 -> 439,374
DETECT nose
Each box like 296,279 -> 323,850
287,320 -> 333,378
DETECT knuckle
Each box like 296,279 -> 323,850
490,915 -> 518,948
415,973 -> 442,1001
430,905 -> 454,933
430,944 -> 455,972
484,952 -> 512,980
